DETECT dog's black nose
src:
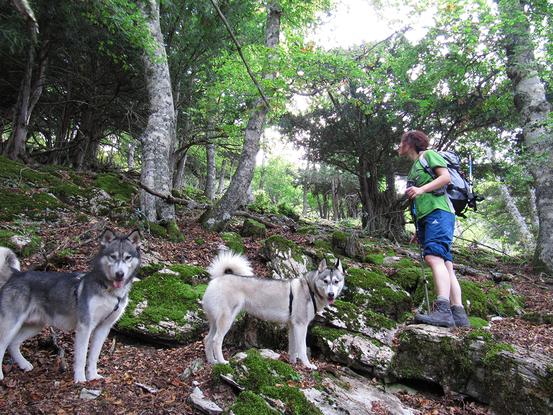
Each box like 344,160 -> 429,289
328,292 -> 335,299
115,271 -> 124,280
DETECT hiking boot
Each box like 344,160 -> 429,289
451,305 -> 470,327
414,299 -> 455,328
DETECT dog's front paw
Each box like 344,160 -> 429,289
18,361 -> 33,372
74,373 -> 87,383
303,361 -> 317,370
87,372 -> 105,381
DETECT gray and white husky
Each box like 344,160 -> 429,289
202,250 -> 344,369
0,229 -> 140,383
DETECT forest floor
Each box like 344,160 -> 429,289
1,212 -> 552,414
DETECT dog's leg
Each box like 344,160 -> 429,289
85,322 -> 113,381
73,323 -> 93,383
204,320 -> 217,364
212,313 -> 234,364
0,315 -> 27,381
294,323 -> 316,370
8,324 -> 42,372
287,322 -> 297,364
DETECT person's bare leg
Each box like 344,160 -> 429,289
425,255 -> 450,299
445,261 -> 462,306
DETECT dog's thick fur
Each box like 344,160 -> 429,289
0,229 -> 140,383
202,250 -> 344,369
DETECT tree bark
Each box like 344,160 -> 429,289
4,0 -> 41,161
205,143 -> 216,201
498,0 -> 553,273
216,158 -> 227,195
200,2 -> 281,230
139,0 -> 176,222
499,182 -> 535,248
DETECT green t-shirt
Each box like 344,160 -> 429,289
407,149 -> 454,219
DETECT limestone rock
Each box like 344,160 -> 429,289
391,325 -> 553,415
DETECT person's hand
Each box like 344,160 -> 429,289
405,185 -> 424,200
410,233 -> 418,244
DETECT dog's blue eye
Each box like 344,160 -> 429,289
124,255 -> 132,261
110,254 -> 117,260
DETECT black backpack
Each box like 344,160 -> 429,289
419,151 -> 480,217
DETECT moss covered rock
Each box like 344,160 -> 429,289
241,218 -> 267,238
262,235 -> 311,280
310,326 -> 394,377
117,264 -> 208,344
343,268 -> 412,321
0,229 -> 42,257
228,349 -> 321,415
221,231 -> 245,254
94,173 -> 136,202
391,325 -> 553,415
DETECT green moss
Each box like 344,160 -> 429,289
212,363 -> 235,381
364,253 -> 384,265
230,391 -> 279,415
332,300 -> 397,330
137,263 -> 165,279
117,271 -> 206,340
0,190 -> 62,221
231,350 -> 320,415
261,385 -> 321,415
221,231 -> 245,254
311,325 -> 348,342
94,173 -> 135,202
168,263 -> 208,284
344,268 -> 412,320
241,218 -> 267,238
148,222 -> 168,238
166,220 -> 185,242
460,280 -> 524,319
331,231 -> 348,252
297,225 -> 318,235
0,229 -> 42,257
313,239 -> 332,252
468,316 -> 489,328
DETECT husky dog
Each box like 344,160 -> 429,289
0,247 -> 21,289
202,250 -> 344,369
0,229 -> 140,383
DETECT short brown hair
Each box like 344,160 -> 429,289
401,130 -> 429,153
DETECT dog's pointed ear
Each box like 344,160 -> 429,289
317,258 -> 327,273
100,229 -> 116,246
126,229 -> 141,248
335,258 -> 343,273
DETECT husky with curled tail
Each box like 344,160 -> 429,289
202,250 -> 344,369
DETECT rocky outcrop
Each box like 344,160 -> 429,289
390,325 -> 553,415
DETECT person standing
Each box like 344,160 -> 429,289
398,130 -> 470,327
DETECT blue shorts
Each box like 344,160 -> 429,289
416,209 -> 455,262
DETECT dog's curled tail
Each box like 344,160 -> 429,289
207,250 -> 253,279
0,247 -> 20,289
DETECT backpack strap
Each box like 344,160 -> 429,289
418,151 -> 436,179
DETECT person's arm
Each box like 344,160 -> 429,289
406,167 -> 450,199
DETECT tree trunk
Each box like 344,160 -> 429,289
498,0 -> 553,273
331,175 -> 340,221
529,188 -> 539,229
127,141 -> 136,171
216,158 -> 227,195
200,2 -> 281,230
358,157 -> 404,237
499,182 -> 535,248
205,143 -> 216,201
4,0 -> 40,161
173,152 -> 188,190
139,0 -> 176,223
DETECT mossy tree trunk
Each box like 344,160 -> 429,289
139,0 -> 176,222
200,2 -> 281,231
498,0 -> 553,274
